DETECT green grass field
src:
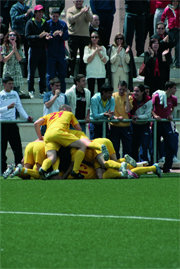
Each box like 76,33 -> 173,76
0,175 -> 180,269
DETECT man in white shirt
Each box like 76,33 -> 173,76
0,76 -> 33,174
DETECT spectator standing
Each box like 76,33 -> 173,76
47,8 -> 68,93
153,0 -> 170,33
2,31 -> 24,95
161,0 -> 180,68
0,16 -> 8,44
65,74 -> 91,133
41,77 -> 68,135
144,38 -> 172,96
145,0 -> 156,41
10,0 -> 33,77
110,81 -> 133,159
83,31 -> 108,96
90,0 -> 116,48
109,33 -> 130,92
152,81 -> 177,173
89,14 -> 105,46
130,85 -> 152,162
0,0 -> 15,28
0,76 -> 33,174
123,0 -> 149,56
25,4 -> 51,99
36,0 -> 65,20
90,82 -> 115,139
66,0 -> 93,77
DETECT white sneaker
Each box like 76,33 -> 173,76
173,156 -> 180,163
29,91 -> 34,99
137,161 -> 149,167
120,162 -> 128,178
158,157 -> 165,163
3,164 -> 15,179
11,164 -> 23,177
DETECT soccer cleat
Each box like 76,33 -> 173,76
10,164 -> 23,178
153,163 -> 162,177
137,161 -> 149,167
39,167 -> 48,179
45,169 -> 60,179
127,169 -> 139,179
124,154 -> 137,167
71,170 -> 84,179
101,144 -> 109,161
3,164 -> 15,179
119,162 -> 128,178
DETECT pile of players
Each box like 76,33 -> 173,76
3,104 -> 161,180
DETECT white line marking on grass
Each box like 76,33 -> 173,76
0,211 -> 180,222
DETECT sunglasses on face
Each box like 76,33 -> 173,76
157,28 -> 165,30
91,36 -> 98,39
116,37 -> 123,40
9,34 -> 16,37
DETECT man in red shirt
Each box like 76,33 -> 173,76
152,81 -> 177,172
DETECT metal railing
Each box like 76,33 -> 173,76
0,118 -> 180,176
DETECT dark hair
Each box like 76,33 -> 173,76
100,82 -> 113,93
49,77 -> 60,86
156,21 -> 166,29
149,38 -> 159,48
74,74 -> 85,85
2,75 -> 14,83
89,31 -> 99,48
118,80 -> 127,88
135,84 -> 146,100
165,81 -> 176,91
3,30 -> 21,51
113,33 -> 126,48
144,85 -> 150,90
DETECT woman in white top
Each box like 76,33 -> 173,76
110,33 -> 130,92
83,31 -> 108,96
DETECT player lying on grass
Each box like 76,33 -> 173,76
34,104 -> 102,179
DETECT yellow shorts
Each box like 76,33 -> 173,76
24,142 -> 34,165
33,141 -> 46,165
44,128 -> 80,153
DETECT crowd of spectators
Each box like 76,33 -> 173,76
0,0 -> 179,174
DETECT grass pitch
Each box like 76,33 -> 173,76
0,175 -> 180,269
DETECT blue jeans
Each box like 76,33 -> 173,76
110,125 -> 132,159
124,12 -> 145,56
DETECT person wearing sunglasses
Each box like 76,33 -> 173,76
2,31 -> 25,97
109,33 -> 136,92
83,31 -> 108,97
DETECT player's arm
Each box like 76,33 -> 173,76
34,118 -> 45,140
74,123 -> 82,131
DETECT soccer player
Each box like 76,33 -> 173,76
34,104 -> 101,179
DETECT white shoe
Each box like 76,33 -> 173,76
120,162 -> 128,178
29,91 -> 34,99
137,161 -> 149,167
3,164 -> 15,179
173,156 -> 180,163
11,164 -> 23,177
158,157 -> 165,163
124,154 -> 137,167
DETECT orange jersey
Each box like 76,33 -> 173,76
41,111 -> 79,131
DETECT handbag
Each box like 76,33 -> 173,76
139,62 -> 146,76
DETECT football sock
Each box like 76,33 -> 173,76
104,160 -> 121,170
73,150 -> 85,173
52,157 -> 60,170
131,166 -> 156,176
20,167 -> 39,179
41,158 -> 53,171
103,168 -> 121,179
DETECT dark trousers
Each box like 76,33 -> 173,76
98,12 -> 114,48
1,123 -> 23,173
90,122 -> 110,140
20,35 -> 29,77
47,56 -> 67,93
110,125 -> 132,159
87,78 -> 105,97
124,13 -> 145,56
154,122 -> 176,172
132,123 -> 151,162
68,35 -> 90,76
28,47 -> 47,93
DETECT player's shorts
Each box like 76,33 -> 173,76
33,141 -> 46,165
44,128 -> 80,153
24,142 -> 34,166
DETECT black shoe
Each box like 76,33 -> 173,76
71,171 -> 84,179
39,167 -> 48,179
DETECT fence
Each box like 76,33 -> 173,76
0,118 -> 179,176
